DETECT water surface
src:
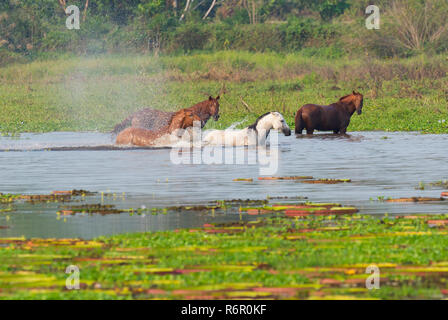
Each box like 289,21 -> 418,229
0,131 -> 447,239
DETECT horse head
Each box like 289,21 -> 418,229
250,112 -> 291,137
270,112 -> 292,136
208,95 -> 220,121
169,110 -> 202,135
352,91 -> 364,115
340,91 -> 364,115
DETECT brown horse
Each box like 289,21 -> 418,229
295,91 -> 363,135
116,109 -> 201,146
112,96 -> 220,134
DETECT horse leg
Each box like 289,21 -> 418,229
333,130 -> 339,134
306,129 -> 314,135
294,110 -> 304,134
340,127 -> 347,134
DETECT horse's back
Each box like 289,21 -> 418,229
131,108 -> 175,131
298,104 -> 325,122
204,128 -> 250,146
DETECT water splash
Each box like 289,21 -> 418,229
227,117 -> 248,130
0,132 -> 115,151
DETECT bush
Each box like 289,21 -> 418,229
358,0 -> 448,57
284,17 -> 339,50
169,22 -> 212,53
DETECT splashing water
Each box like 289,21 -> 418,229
227,117 -> 248,130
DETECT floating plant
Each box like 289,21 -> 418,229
58,204 -> 124,215
386,197 -> 445,203
0,190 -> 96,204
301,178 -> 351,184
415,180 -> 448,190
258,176 -> 313,180
2,210 -> 448,299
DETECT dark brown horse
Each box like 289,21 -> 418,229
112,96 -> 220,133
295,91 -> 363,135
116,109 -> 201,146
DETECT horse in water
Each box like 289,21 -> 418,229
116,109 -> 201,146
295,91 -> 363,135
112,96 -> 220,133
204,111 -> 291,146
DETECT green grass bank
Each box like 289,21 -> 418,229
0,51 -> 447,134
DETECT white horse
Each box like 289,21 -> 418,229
203,111 -> 291,146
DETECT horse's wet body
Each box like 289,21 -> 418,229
300,104 -> 353,131
112,96 -> 220,134
116,109 -> 201,146
131,109 -> 176,132
295,91 -> 363,135
204,111 -> 291,146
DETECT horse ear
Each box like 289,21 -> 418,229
209,96 -> 213,100
216,95 -> 220,100
353,90 -> 356,95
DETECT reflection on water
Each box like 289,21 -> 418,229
0,131 -> 447,239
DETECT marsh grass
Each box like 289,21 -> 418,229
0,52 -> 447,133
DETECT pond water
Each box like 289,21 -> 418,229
0,131 -> 447,239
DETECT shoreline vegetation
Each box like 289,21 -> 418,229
1,0 -> 447,134
1,191 -> 448,299
2,204 -> 448,299
0,52 -> 447,134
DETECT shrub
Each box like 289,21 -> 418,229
169,22 -> 211,52
359,0 -> 448,57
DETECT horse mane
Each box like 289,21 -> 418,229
187,96 -> 218,111
339,93 -> 354,102
339,92 -> 362,103
189,99 -> 209,109
248,112 -> 273,130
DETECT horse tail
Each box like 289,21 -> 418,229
294,109 -> 303,134
112,115 -> 132,134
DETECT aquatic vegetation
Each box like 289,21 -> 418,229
258,176 -> 313,180
416,180 -> 448,190
53,190 -> 97,196
240,203 -> 358,217
166,205 -> 222,212
0,194 -> 21,204
0,190 -> 96,204
267,196 -> 308,200
2,209 -> 448,299
301,179 -> 351,184
235,177 -> 350,184
386,197 -> 445,203
216,199 -> 268,205
58,204 -> 125,216
0,207 -> 14,213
